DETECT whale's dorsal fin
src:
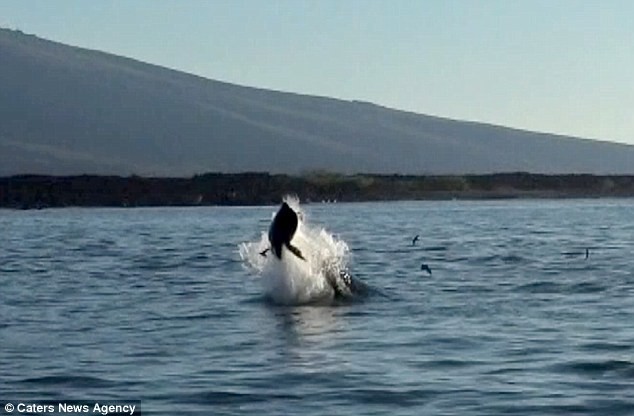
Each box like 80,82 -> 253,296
285,242 -> 305,261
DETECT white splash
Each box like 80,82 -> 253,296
239,196 -> 350,305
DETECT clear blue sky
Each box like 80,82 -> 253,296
2,0 -> 633,144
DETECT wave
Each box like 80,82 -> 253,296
170,390 -> 300,405
18,375 -> 120,388
551,358 -> 634,378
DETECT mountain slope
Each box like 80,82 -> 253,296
2,28 -> 633,176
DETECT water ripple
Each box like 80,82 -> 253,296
2,201 -> 634,415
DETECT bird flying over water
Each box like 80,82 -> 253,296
412,235 -> 419,246
421,263 -> 432,275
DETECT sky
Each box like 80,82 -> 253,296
2,0 -> 633,144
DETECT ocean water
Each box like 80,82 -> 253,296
1,199 -> 633,415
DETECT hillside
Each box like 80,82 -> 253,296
2,28 -> 634,176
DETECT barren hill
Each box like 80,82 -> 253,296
2,28 -> 633,176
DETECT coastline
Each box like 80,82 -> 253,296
2,172 -> 634,209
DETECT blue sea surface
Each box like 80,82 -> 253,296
1,200 -> 633,415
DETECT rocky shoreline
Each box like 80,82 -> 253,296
2,172 -> 634,209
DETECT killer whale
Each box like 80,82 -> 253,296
262,201 -> 368,301
325,268 -> 369,300
263,202 -> 305,261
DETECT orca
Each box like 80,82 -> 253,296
262,201 -> 369,301
325,268 -> 369,300
264,202 -> 305,261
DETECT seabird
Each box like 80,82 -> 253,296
421,263 -> 432,275
412,235 -> 420,246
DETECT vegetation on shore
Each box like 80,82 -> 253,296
2,172 -> 634,209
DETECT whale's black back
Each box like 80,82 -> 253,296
268,202 -> 303,260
